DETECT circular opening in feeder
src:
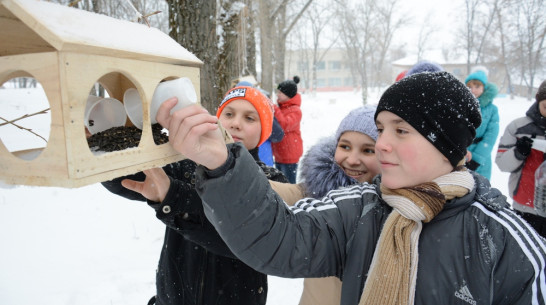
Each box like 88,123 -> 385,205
85,72 -> 170,153
0,75 -> 51,161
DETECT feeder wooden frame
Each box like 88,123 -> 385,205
0,0 -> 202,188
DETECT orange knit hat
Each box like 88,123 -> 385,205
216,86 -> 273,147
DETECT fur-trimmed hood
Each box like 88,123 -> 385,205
478,82 -> 498,108
298,136 -> 358,198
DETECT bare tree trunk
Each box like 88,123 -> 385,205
463,0 -> 479,73
166,0 -> 219,112
518,0 -> 546,96
274,0 -> 314,83
257,0 -> 313,93
218,0 -> 247,93
473,0 -> 500,64
245,1 -> 257,78
336,0 -> 375,104
258,0 -> 275,93
372,0 -> 406,87
296,1 -> 336,94
495,5 -> 513,97
290,26 -> 312,92
273,5 -> 287,85
416,12 -> 435,62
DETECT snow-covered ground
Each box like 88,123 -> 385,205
0,86 -> 534,305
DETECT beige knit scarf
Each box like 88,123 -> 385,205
358,169 -> 475,305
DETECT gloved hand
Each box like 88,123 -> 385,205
515,136 -> 533,158
466,160 -> 480,171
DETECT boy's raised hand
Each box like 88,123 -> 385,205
121,168 -> 170,202
156,98 -> 228,170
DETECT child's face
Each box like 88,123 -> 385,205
466,80 -> 484,98
276,90 -> 290,103
539,100 -> 546,117
218,99 -> 262,150
375,111 -> 453,189
334,131 -> 380,183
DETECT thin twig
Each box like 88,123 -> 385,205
0,108 -> 50,127
68,0 -> 81,7
0,117 -> 48,143
123,0 -> 161,28
124,0 -> 144,24
139,11 -> 162,27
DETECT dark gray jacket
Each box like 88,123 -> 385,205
196,143 -> 546,305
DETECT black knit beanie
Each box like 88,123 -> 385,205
277,76 -> 300,98
375,71 -> 482,168
537,80 -> 546,102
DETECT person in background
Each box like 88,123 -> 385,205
394,70 -> 407,82
464,67 -> 500,179
496,80 -> 546,237
272,106 -> 380,305
233,81 -> 285,166
156,71 -> 546,305
259,116 -> 284,166
405,60 -> 444,77
272,75 -> 303,183
102,86 -> 287,305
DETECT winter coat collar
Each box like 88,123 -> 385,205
526,101 -> 546,129
279,93 -> 302,109
478,82 -> 498,108
249,147 -> 260,161
299,136 -> 360,198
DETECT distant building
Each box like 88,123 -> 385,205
284,48 -> 518,94
392,50 -> 507,93
284,48 -> 357,92
392,51 -> 466,81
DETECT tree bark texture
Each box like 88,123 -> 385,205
258,0 -> 274,93
166,0 -> 220,112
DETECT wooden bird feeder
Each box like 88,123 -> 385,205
0,0 -> 202,187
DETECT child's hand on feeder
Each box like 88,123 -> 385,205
121,168 -> 170,203
156,99 -> 228,170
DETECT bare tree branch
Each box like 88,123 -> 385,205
68,0 -> 82,7
0,112 -> 49,143
270,0 -> 291,20
138,10 -> 162,27
0,108 -> 50,127
282,0 -> 314,37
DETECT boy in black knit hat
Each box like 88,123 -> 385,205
157,72 -> 546,305
496,79 -> 546,237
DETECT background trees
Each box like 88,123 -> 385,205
51,0 -> 546,103
455,0 -> 545,97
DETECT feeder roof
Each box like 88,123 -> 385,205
0,0 -> 202,66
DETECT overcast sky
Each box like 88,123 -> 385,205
395,0 -> 462,55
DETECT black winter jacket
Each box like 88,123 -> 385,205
102,148 -> 287,305
196,144 -> 546,305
